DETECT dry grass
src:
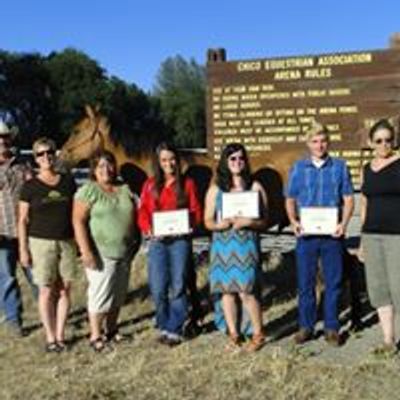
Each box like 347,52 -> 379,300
1,248 -> 400,400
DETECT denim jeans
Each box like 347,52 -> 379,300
295,236 -> 343,331
0,238 -> 22,325
148,238 -> 190,335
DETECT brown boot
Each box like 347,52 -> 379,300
294,328 -> 313,345
324,330 -> 341,347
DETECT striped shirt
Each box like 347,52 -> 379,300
286,156 -> 354,208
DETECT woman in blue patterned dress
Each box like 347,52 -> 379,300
204,143 -> 268,351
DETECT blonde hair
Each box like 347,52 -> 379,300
32,137 -> 57,155
305,121 -> 330,142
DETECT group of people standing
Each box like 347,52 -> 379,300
0,117 -> 399,355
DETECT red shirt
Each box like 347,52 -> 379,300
137,177 -> 202,235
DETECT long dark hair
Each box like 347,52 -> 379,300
152,142 -> 187,208
216,143 -> 252,192
89,150 -> 118,182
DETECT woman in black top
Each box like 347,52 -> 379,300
18,138 -> 77,352
361,119 -> 400,354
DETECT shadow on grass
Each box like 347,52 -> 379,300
125,284 -> 150,304
27,234 -> 376,347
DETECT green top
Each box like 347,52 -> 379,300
75,181 -> 135,259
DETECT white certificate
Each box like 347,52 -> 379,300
221,191 -> 260,220
152,209 -> 190,237
300,207 -> 338,235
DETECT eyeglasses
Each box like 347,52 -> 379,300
228,155 -> 245,162
35,149 -> 55,158
374,138 -> 394,145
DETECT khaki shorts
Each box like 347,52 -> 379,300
29,237 -> 78,287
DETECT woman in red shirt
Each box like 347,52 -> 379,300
138,142 -> 202,346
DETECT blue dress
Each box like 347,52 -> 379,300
209,189 -> 261,334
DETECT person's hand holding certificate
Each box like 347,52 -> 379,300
300,207 -> 338,235
222,191 -> 260,220
152,209 -> 190,237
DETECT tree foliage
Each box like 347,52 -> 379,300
103,77 -> 166,155
0,52 -> 56,147
45,48 -> 109,141
154,55 -> 206,148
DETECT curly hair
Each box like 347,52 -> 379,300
152,142 -> 187,208
216,143 -> 252,192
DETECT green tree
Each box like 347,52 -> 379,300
0,51 -> 56,147
45,48 -> 109,143
154,55 -> 206,148
103,77 -> 166,155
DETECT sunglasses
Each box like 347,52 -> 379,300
35,149 -> 56,158
374,138 -> 393,145
228,155 -> 245,162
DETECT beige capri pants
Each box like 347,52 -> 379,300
362,233 -> 400,309
85,254 -> 132,314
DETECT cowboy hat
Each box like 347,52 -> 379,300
0,120 -> 18,138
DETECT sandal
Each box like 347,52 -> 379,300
89,337 -> 105,352
56,341 -> 68,352
45,342 -> 61,353
372,343 -> 398,356
224,333 -> 242,352
245,333 -> 266,352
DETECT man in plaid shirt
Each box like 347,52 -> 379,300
0,120 -> 32,335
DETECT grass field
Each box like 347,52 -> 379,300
1,248 -> 400,400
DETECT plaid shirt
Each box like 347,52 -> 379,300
286,156 -> 354,208
0,157 -> 30,238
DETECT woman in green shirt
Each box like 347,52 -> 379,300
73,150 -> 137,352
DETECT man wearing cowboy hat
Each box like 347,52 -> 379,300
0,120 -> 32,335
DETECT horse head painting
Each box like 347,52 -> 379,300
60,105 -> 151,169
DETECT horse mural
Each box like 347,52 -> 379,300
60,104 -> 303,227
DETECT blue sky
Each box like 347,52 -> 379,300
2,0 -> 399,91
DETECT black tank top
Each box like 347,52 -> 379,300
361,158 -> 400,234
